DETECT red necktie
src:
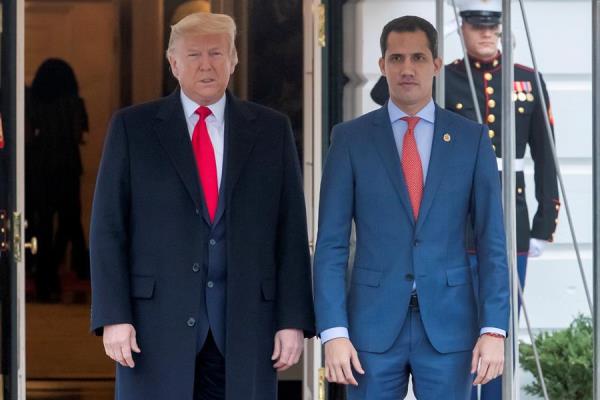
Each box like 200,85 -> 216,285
401,116 -> 423,219
192,106 -> 218,222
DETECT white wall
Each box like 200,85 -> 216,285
343,1 -> 593,398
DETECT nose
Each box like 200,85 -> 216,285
198,55 -> 211,70
400,60 -> 416,77
481,28 -> 496,37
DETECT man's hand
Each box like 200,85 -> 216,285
324,338 -> 364,386
272,329 -> 304,372
471,334 -> 504,385
103,323 -> 141,368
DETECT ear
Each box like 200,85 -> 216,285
168,53 -> 179,79
433,57 -> 443,76
378,57 -> 386,76
230,58 -> 237,75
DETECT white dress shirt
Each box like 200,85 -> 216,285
320,99 -> 506,344
180,90 -> 226,189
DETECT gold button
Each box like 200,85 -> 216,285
484,72 -> 493,81
456,103 -> 463,110
493,59 -> 499,67
518,107 -> 525,114
517,187 -> 523,194
488,99 -> 496,108
475,62 -> 481,69
555,219 -> 559,224
489,130 -> 495,138
487,114 -> 496,123
486,87 -> 494,95
555,204 -> 560,211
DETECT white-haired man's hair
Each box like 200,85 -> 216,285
166,12 -> 238,65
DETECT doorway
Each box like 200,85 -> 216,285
24,1 -> 120,398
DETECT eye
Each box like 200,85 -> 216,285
414,54 -> 426,61
389,55 -> 401,62
188,52 -> 199,58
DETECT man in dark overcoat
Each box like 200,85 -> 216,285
90,12 -> 315,400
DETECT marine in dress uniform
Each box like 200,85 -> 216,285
369,2 -> 560,399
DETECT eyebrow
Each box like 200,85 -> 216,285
387,52 -> 427,57
185,46 -> 224,53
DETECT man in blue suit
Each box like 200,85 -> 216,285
313,16 -> 509,399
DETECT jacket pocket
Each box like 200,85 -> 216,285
446,266 -> 472,286
130,275 -> 155,299
351,267 -> 382,287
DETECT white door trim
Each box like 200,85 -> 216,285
302,1 -> 324,399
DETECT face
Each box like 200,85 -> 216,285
168,32 -> 236,105
379,30 -> 442,114
461,22 -> 500,60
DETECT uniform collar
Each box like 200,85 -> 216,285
468,51 -> 501,71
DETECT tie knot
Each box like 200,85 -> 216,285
196,106 -> 212,121
401,116 -> 421,131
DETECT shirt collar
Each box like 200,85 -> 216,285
387,98 -> 435,125
180,90 -> 227,124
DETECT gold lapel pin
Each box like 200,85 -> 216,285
443,133 -> 451,142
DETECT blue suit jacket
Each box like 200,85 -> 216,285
314,104 -> 509,354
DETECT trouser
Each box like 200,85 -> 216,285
347,297 -> 473,400
194,331 -> 226,400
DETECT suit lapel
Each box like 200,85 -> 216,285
220,92 -> 259,222
154,89 -> 211,226
415,106 -> 456,233
371,105 -> 415,225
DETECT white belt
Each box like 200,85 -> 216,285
497,158 -> 524,172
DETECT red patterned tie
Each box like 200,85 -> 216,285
192,106 -> 218,222
401,116 -> 423,219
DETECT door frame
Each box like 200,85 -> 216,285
1,0 -> 26,399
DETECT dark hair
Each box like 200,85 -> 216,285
31,58 -> 79,102
380,16 -> 438,58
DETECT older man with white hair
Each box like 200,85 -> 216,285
90,12 -> 314,400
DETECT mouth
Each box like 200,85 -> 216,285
399,82 -> 418,87
198,78 -> 216,84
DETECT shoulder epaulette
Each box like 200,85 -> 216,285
515,63 -> 534,72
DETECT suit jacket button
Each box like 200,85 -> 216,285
209,239 -> 216,246
414,240 -> 420,247
192,263 -> 201,272
195,209 -> 200,215
207,281 -> 214,288
187,318 -> 196,327
405,273 -> 415,281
